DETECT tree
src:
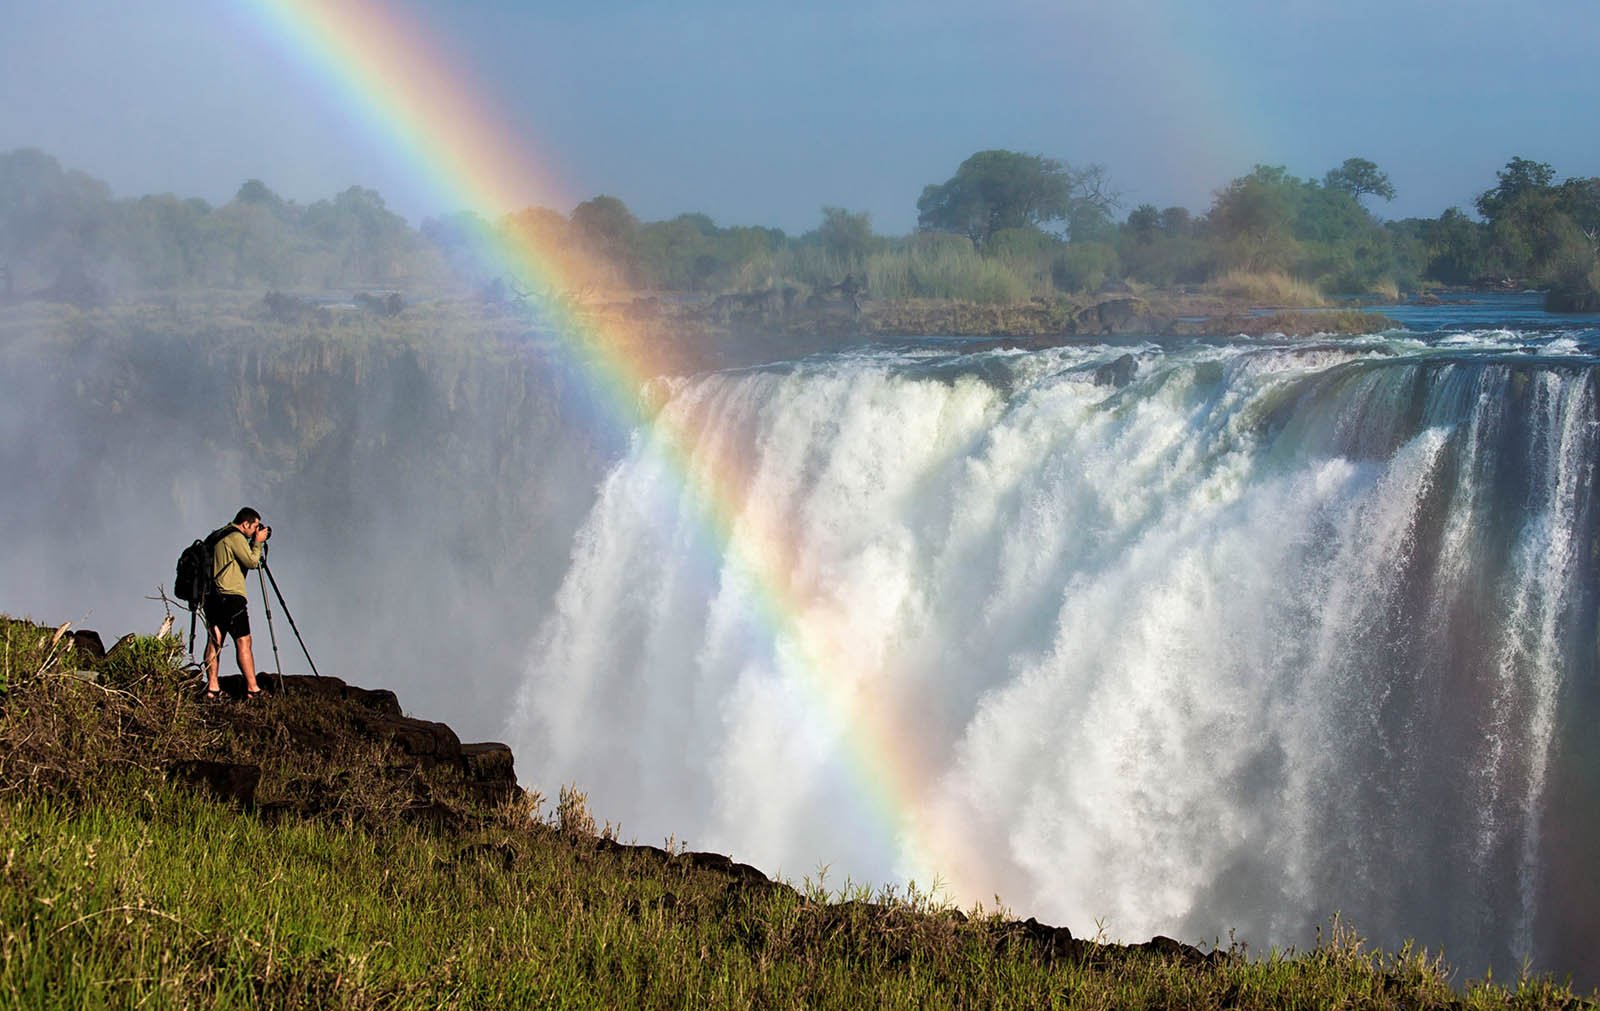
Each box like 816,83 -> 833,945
1323,158 -> 1395,203
1066,164 -> 1118,243
0,148 -> 116,290
815,206 -> 873,262
235,179 -> 291,218
570,195 -> 640,284
303,186 -> 419,283
1126,204 -> 1161,244
1409,207 -> 1486,285
1556,177 -> 1600,242
1206,165 -> 1303,273
637,215 -> 714,290
917,150 -> 1115,247
1475,157 -> 1555,220
1158,206 -> 1193,238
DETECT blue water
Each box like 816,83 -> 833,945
1380,290 -> 1600,344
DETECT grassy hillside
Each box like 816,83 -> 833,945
0,613 -> 1591,1008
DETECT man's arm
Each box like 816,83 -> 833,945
233,532 -> 264,572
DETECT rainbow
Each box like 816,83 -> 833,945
246,0 -> 984,900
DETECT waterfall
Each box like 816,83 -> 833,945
511,333 -> 1600,980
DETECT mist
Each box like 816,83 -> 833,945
0,304 -> 619,739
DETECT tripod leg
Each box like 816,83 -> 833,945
257,566 -> 284,687
261,560 -> 323,679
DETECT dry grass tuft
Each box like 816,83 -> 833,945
1209,269 -> 1329,306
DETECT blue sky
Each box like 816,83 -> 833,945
3,0 -> 1596,235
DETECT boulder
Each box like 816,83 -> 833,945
1093,353 -> 1138,388
994,916 -> 1083,964
460,742 -> 519,803
354,712 -> 462,763
167,760 -> 260,808
69,629 -> 106,660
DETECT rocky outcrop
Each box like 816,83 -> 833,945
1073,297 -> 1159,336
197,671 -> 520,826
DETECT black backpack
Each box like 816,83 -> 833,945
174,527 -> 228,608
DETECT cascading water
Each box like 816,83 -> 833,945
510,320 -> 1600,983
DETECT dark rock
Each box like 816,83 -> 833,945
266,675 -> 399,716
997,916 -> 1083,963
460,742 -> 520,803
1073,297 -> 1150,336
167,760 -> 260,808
461,741 -> 515,782
675,850 -> 771,886
354,712 -> 462,763
69,630 -> 106,660
1093,353 -> 1138,388
346,685 -> 401,716
1135,934 -> 1214,966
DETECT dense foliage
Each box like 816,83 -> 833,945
3,146 -> 1597,307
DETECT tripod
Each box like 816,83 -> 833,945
257,541 -> 323,682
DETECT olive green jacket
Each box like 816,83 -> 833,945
210,526 -> 263,599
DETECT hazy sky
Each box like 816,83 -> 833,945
4,0 -> 1597,235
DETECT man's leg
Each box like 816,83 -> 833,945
234,634 -> 261,694
204,625 -> 224,693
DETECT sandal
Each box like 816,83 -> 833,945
202,688 -> 223,702
245,688 -> 266,702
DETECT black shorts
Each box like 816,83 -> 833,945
204,593 -> 251,643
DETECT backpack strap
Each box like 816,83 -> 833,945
204,525 -> 236,594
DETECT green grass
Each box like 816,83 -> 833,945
1,611 -> 1594,1008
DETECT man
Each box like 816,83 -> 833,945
202,507 -> 271,701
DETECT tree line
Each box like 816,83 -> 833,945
3,146 -> 1596,308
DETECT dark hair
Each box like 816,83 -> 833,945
233,507 -> 262,525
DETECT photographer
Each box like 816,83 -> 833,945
201,507 -> 272,701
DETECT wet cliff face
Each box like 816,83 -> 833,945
0,305 -> 618,737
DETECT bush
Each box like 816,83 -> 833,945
1120,236 -> 1211,287
1207,269 -> 1327,306
1,616 -> 76,695
96,632 -> 186,687
864,238 -> 1041,303
1050,243 -> 1120,293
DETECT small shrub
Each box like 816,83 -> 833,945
1051,243 -> 1120,293
556,782 -> 597,838
96,633 -> 185,687
1,616 -> 76,694
1208,269 -> 1327,306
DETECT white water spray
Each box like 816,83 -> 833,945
511,335 -> 1599,978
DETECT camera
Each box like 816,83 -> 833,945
260,524 -> 272,541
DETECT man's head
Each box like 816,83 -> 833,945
232,506 -> 267,541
